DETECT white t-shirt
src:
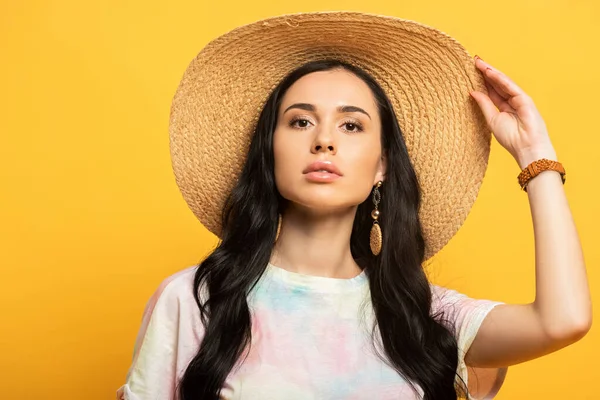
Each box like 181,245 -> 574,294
117,263 -> 507,399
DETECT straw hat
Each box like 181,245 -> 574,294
169,11 -> 491,260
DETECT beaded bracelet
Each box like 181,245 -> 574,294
518,158 -> 566,192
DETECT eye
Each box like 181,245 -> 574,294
289,117 -> 313,130
342,120 -> 364,133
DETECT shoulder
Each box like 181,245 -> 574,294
151,265 -> 198,305
428,283 -> 503,343
134,264 -> 203,345
429,283 -> 471,303
117,265 -> 204,399
429,284 -> 501,319
138,265 -> 200,321
156,264 -> 198,297
428,284 -> 507,399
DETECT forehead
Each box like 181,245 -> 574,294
280,69 -> 377,112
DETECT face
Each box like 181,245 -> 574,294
273,68 -> 387,213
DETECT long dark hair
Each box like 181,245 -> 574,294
178,59 -> 467,399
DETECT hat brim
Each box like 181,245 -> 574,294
169,11 -> 491,260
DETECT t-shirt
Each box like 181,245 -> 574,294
117,263 -> 508,400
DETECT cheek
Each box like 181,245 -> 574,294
345,148 -> 382,199
345,140 -> 382,180
272,130 -> 303,189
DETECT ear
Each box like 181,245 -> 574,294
374,152 -> 387,185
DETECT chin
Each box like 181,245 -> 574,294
284,189 -> 364,213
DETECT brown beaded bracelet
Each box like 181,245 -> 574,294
517,158 -> 566,192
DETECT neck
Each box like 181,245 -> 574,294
269,204 -> 362,279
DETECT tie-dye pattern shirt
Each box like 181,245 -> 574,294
117,263 -> 507,399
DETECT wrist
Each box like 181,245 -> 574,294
517,158 -> 566,192
516,148 -> 557,170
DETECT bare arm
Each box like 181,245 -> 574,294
465,56 -> 592,368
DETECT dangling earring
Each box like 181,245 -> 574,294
275,213 -> 282,242
370,181 -> 383,256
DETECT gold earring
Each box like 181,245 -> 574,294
275,213 -> 282,242
370,181 -> 383,256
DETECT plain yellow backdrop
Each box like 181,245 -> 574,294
1,0 -> 598,399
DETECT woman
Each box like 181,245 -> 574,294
117,12 -> 591,400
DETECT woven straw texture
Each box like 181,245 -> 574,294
169,11 -> 491,261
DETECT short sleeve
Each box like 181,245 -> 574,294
117,266 -> 205,400
431,285 -> 508,400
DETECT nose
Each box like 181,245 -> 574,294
311,128 -> 337,155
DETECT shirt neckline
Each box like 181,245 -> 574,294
265,262 -> 368,293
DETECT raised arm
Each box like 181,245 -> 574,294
465,55 -> 592,368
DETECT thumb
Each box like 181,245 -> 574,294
470,90 -> 497,127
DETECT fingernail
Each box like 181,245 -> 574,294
475,55 -> 483,61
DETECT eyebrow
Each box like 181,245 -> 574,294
283,103 -> 372,120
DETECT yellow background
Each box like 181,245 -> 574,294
1,0 -> 598,398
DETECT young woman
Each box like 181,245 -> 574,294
117,11 -> 591,400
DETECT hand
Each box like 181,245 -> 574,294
470,56 -> 557,169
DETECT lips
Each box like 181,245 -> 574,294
302,160 -> 343,176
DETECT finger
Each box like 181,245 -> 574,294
470,90 -> 498,126
483,69 -> 512,99
507,93 -> 535,112
484,80 -> 515,113
476,58 -> 525,98
475,58 -> 510,100
474,58 -> 511,99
